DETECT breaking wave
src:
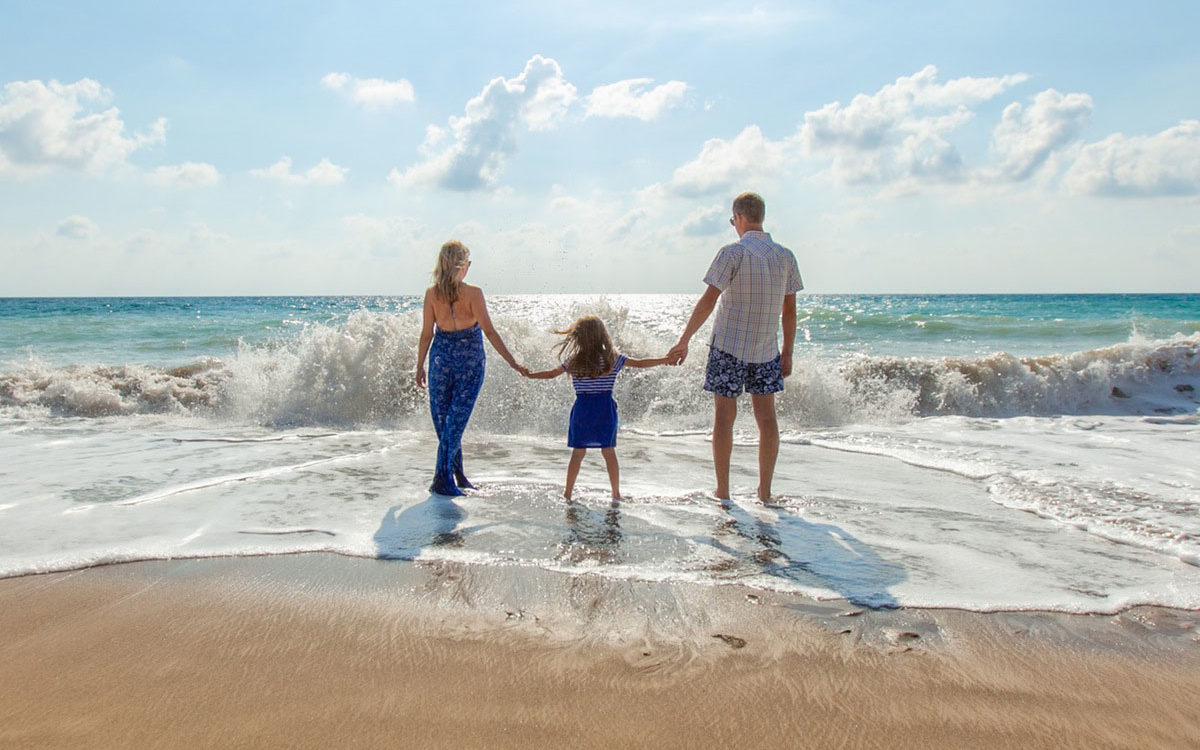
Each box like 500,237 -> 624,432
2,309 -> 1197,429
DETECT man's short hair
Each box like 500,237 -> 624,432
732,192 -> 765,223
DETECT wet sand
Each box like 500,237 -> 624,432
2,554 -> 1199,749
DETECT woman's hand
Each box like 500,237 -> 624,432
415,367 -> 427,389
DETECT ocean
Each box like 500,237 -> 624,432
2,293 -> 1198,613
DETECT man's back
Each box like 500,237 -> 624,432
704,230 -> 803,364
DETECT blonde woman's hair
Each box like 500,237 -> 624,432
555,315 -> 617,379
432,240 -> 471,305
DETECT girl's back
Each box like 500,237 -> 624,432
566,355 -> 627,395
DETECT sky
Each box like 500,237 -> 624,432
1,0 -> 1198,295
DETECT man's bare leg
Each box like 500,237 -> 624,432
712,395 -> 737,499
751,393 -> 779,502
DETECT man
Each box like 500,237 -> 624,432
667,192 -> 803,502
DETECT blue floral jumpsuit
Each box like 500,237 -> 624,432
427,323 -> 485,496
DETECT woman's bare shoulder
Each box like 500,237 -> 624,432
460,283 -> 486,302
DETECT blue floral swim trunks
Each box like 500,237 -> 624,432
703,347 -> 784,398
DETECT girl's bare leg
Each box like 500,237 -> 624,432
600,447 -> 621,499
564,448 -> 586,500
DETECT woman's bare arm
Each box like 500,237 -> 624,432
415,288 -> 435,388
470,287 -> 525,373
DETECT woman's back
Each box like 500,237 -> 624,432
428,284 -> 479,331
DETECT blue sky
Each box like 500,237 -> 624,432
2,1 -> 1198,295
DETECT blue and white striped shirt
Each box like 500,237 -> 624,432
563,354 -> 627,395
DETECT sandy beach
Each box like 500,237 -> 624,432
2,554 -> 1198,749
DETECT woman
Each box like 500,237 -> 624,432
415,240 -> 525,496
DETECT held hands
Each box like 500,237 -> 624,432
666,341 -> 688,366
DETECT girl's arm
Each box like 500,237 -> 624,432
470,286 -> 527,374
415,289 -> 435,388
525,367 -> 565,379
623,356 -> 671,368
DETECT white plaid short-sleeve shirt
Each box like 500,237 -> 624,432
703,230 -> 803,364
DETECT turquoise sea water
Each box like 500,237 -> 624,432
2,294 -> 1197,367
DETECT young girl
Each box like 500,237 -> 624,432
525,315 -> 669,500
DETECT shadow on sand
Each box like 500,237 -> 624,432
714,500 -> 906,609
374,494 -> 467,561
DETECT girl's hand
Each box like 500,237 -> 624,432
415,367 -> 427,389
667,341 -> 688,365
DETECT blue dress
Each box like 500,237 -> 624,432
565,355 -> 626,449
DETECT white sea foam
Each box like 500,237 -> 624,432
2,415 -> 1199,613
2,296 -> 1198,613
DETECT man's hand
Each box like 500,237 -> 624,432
667,341 -> 688,365
415,367 -> 427,389
781,353 -> 792,378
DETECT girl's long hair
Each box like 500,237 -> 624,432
432,240 -> 470,305
555,315 -> 617,378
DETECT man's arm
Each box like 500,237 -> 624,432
780,293 -> 796,377
667,284 -> 722,365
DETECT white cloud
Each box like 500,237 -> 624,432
341,213 -> 427,257
186,222 -> 232,248
680,205 -> 726,236
124,228 -> 168,254
613,207 -> 649,236
799,65 -> 1027,184
585,78 -> 688,121
321,72 -> 415,107
0,78 -> 165,176
990,89 -> 1093,180
395,55 -> 577,191
56,215 -> 99,240
1062,120 -> 1200,196
251,156 -> 347,186
147,161 -> 221,187
668,125 -> 792,195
